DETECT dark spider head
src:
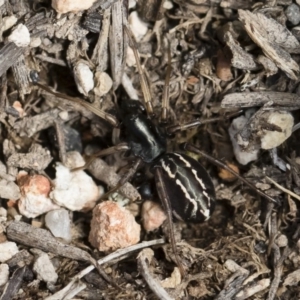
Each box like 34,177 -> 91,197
120,99 -> 145,117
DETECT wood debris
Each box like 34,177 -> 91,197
0,0 -> 300,299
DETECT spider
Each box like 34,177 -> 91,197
33,26 -> 278,277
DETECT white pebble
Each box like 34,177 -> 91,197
0,264 -> 9,286
17,174 -> 60,218
89,201 -> 141,252
50,152 -> 100,211
276,234 -> 288,248
229,115 -> 259,165
58,110 -> 69,121
2,15 -> 18,32
30,37 -> 41,48
129,11 -> 148,41
129,0 -> 136,9
0,207 -> 7,221
45,209 -> 72,243
0,179 -> 20,200
33,252 -> 58,284
0,242 -> 18,263
94,72 -> 113,97
142,201 -> 167,232
74,62 -> 94,96
259,111 -> 294,149
163,0 -> 174,9
52,0 -> 97,14
8,24 -> 30,47
160,267 -> 181,288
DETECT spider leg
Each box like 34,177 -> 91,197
166,111 -> 242,135
154,167 -> 187,278
124,26 -> 155,118
184,143 -> 280,205
100,158 -> 143,200
160,39 -> 172,123
34,82 -> 119,127
72,142 -> 130,172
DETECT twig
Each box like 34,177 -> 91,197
137,248 -> 174,300
45,238 -> 165,300
267,244 -> 282,300
265,176 -> 300,201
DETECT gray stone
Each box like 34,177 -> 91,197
286,4 -> 300,25
45,209 -> 72,243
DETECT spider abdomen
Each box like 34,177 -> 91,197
153,153 -> 216,223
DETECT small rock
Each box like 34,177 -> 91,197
48,125 -> 82,153
89,201 -> 141,252
0,264 -> 9,286
30,36 -> 41,48
285,4 -> 300,25
129,11 -> 148,41
50,152 -> 100,211
142,201 -> 167,232
129,0 -> 136,9
218,162 -> 239,182
17,173 -> 60,218
94,72 -> 113,97
0,208 -> 7,222
0,242 -> 19,262
52,0 -> 97,14
12,101 -> 26,118
8,24 -> 30,47
163,0 -> 173,9
283,269 -> 300,286
2,15 -> 18,32
276,234 -> 288,248
45,209 -> 72,243
0,179 -> 20,200
160,267 -> 181,288
259,111 -> 294,149
74,61 -> 94,96
33,252 -> 58,284
229,115 -> 259,165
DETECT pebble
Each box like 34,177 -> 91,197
52,0 -> 97,14
94,72 -> 113,97
141,201 -> 167,232
259,111 -> 294,149
0,208 -> 7,223
2,15 -> 18,32
129,0 -> 136,9
8,24 -> 30,47
229,115 -> 259,165
0,179 -> 20,200
0,241 -> 19,262
45,209 -> 72,243
33,251 -> 58,284
160,267 -> 181,288
0,264 -> 9,286
89,201 -> 141,252
276,234 -> 288,248
50,152 -> 101,211
285,4 -> 300,25
48,125 -> 82,153
129,11 -> 148,41
74,61 -> 94,96
17,173 -> 60,218
163,0 -> 173,10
